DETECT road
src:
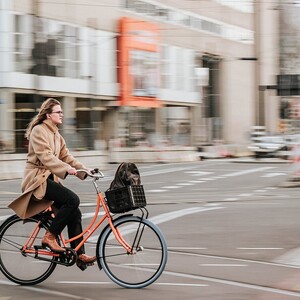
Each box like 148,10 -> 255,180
1,159 -> 300,299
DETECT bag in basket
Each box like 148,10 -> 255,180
105,162 -> 146,213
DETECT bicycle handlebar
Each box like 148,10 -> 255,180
76,168 -> 104,180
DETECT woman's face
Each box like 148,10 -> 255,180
48,105 -> 63,125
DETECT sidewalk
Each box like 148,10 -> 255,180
0,147 -> 201,180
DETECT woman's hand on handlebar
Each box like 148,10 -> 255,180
75,168 -> 104,179
67,167 -> 77,175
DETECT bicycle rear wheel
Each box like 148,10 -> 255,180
97,215 -> 167,288
0,214 -> 57,285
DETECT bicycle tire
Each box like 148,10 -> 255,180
97,215 -> 168,288
0,214 -> 58,285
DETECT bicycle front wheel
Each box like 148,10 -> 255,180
97,215 -> 168,288
0,214 -> 57,285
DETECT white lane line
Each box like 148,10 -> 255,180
57,281 -> 209,288
185,171 -> 213,176
223,167 -> 275,177
22,286 -> 94,300
80,203 -> 95,207
82,212 -> 105,220
261,173 -> 286,178
0,191 -> 19,195
148,189 -> 167,193
148,207 -> 224,225
155,283 -> 208,287
275,247 -> 300,266
254,189 -> 267,193
163,270 -> 300,297
0,215 -> 13,222
237,248 -> 283,250
142,165 -> 203,176
224,198 -> 238,201
177,183 -> 194,186
162,186 -> 181,189
238,193 -> 252,197
168,247 -> 207,250
200,264 -> 248,267
0,280 -> 94,300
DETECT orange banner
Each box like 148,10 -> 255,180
118,17 -> 161,107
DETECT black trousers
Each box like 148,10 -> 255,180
44,177 -> 85,254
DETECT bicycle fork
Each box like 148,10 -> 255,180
110,215 -> 147,255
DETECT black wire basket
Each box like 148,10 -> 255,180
105,185 -> 147,213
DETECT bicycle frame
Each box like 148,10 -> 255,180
22,171 -> 137,259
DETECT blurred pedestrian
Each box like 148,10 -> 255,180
8,98 -> 96,271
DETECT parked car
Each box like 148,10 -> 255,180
248,135 -> 290,159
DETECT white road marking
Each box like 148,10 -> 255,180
168,247 -> 207,250
155,283 -> 209,287
163,270 -> 300,297
0,215 -> 12,222
185,171 -> 213,176
223,166 -> 275,177
148,207 -> 224,225
82,212 -> 105,220
57,281 -> 209,288
177,183 -> 193,186
162,186 -> 181,189
88,206 -> 224,243
58,281 -> 111,285
142,165 -> 204,176
80,203 -> 95,207
237,248 -> 283,250
200,264 -> 248,267
148,189 -> 167,193
261,173 -> 286,178
238,193 -> 253,197
0,191 -> 19,195
0,280 -> 93,300
275,247 -> 300,266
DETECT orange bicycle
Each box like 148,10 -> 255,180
0,169 -> 168,288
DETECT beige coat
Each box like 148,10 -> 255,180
9,119 -> 87,219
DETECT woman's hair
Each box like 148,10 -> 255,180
25,98 -> 61,139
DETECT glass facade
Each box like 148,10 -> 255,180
124,0 -> 254,43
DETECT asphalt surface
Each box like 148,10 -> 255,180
1,159 -> 300,299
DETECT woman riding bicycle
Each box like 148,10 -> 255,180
8,98 -> 96,270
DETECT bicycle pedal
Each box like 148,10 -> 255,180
76,260 -> 88,271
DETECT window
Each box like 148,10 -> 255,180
161,45 -> 172,89
122,0 -> 254,43
13,14 -> 33,73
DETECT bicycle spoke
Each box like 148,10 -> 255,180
97,216 -> 167,288
0,215 -> 57,285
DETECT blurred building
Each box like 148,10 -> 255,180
277,1 -> 300,132
0,0 -> 282,153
